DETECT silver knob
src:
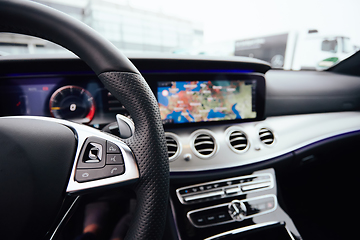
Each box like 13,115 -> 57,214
228,200 -> 247,221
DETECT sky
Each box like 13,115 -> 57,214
125,0 -> 360,45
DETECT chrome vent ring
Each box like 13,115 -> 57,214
225,127 -> 249,153
229,130 -> 248,152
259,128 -> 275,145
165,133 -> 181,161
191,130 -> 218,159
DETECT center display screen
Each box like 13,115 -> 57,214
157,79 -> 257,124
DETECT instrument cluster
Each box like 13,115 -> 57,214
0,75 -> 127,126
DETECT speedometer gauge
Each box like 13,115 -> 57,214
49,85 -> 95,124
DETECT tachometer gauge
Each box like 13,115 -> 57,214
49,85 -> 95,124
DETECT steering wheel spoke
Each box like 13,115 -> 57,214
64,118 -> 139,193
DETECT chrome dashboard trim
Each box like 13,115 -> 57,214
204,221 -> 293,240
49,196 -> 80,240
169,112 -> 360,172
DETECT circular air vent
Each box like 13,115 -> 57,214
259,128 -> 275,145
191,130 -> 218,159
165,133 -> 181,161
228,130 -> 249,152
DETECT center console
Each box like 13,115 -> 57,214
170,168 -> 301,240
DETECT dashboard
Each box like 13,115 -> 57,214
1,54 -> 360,240
1,55 -> 360,173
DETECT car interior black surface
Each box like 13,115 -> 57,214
1,1 -> 360,240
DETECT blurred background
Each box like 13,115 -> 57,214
1,0 -> 359,70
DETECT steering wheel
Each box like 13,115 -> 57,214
0,1 -> 169,240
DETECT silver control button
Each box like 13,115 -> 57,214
225,186 -> 240,195
228,200 -> 247,221
241,181 -> 271,192
184,190 -> 224,202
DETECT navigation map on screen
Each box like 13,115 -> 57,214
157,80 -> 256,124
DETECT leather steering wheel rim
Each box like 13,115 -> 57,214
0,1 -> 169,240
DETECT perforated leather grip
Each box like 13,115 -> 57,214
99,72 -> 169,240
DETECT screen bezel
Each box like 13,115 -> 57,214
144,73 -> 266,129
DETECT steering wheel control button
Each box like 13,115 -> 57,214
75,164 -> 125,183
75,169 -> 101,182
116,114 -> 135,139
106,153 -> 124,165
77,137 -> 106,169
105,164 -> 125,177
86,143 -> 103,163
106,141 -> 121,154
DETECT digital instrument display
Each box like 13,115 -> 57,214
0,77 -> 104,124
49,85 -> 96,123
157,79 -> 257,124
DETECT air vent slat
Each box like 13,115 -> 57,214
194,141 -> 215,146
259,128 -> 275,145
196,136 -> 212,140
197,148 -> 215,153
230,132 -> 244,137
228,130 -> 248,152
259,132 -> 271,137
233,144 -> 247,148
193,133 -> 216,158
167,143 -> 177,148
230,136 -> 246,142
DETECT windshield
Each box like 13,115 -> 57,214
1,0 -> 359,71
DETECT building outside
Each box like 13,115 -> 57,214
0,0 -> 203,55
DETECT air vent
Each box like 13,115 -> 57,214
259,128 -> 275,145
192,131 -> 217,158
229,130 -> 248,152
165,133 -> 181,161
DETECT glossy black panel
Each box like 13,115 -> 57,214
0,118 -> 76,239
265,70 -> 360,116
170,169 -> 301,240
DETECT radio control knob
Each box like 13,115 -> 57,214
228,200 -> 247,221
